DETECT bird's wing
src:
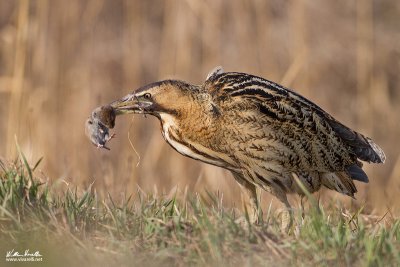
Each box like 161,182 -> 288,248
205,72 -> 385,171
206,66 -> 224,81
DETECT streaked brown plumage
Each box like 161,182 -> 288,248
108,66 -> 386,227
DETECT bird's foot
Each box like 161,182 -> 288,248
277,208 -> 293,233
248,208 -> 259,224
234,206 -> 260,227
235,214 -> 258,227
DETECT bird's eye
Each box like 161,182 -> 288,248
143,93 -> 151,99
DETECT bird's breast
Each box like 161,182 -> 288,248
160,114 -> 195,157
159,113 -> 237,170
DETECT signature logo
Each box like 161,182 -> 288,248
5,249 -> 43,262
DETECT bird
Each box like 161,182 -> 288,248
85,105 -> 116,150
107,66 -> 386,229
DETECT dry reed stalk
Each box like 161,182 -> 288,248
0,77 -> 13,92
356,0 -> 374,132
254,0 -> 270,74
282,0 -> 308,88
123,0 -> 141,86
6,0 -> 29,157
158,0 -> 177,77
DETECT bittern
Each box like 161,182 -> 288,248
107,66 -> 386,228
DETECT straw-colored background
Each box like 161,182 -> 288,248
1,0 -> 399,214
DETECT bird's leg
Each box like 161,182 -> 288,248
300,195 -> 306,219
232,173 -> 260,224
281,202 -> 293,233
271,189 -> 293,233
244,183 -> 259,224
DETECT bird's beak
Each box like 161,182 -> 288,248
109,93 -> 153,115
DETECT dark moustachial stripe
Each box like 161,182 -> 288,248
167,128 -> 223,164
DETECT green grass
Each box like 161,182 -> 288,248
0,154 -> 399,267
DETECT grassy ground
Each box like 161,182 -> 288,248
0,152 -> 399,267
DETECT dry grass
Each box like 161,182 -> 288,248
0,156 -> 399,266
0,0 -> 399,216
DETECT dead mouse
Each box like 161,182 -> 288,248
85,116 -> 115,150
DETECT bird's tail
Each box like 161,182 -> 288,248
328,119 -> 386,163
321,172 -> 357,197
364,137 -> 386,163
346,164 -> 369,183
321,162 -> 371,197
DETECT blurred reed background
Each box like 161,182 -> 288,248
0,0 -> 399,214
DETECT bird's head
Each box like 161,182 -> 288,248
111,80 -> 202,118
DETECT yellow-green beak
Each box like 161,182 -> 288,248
110,93 -> 153,115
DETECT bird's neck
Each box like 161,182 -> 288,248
158,105 -> 214,145
158,110 -> 229,165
